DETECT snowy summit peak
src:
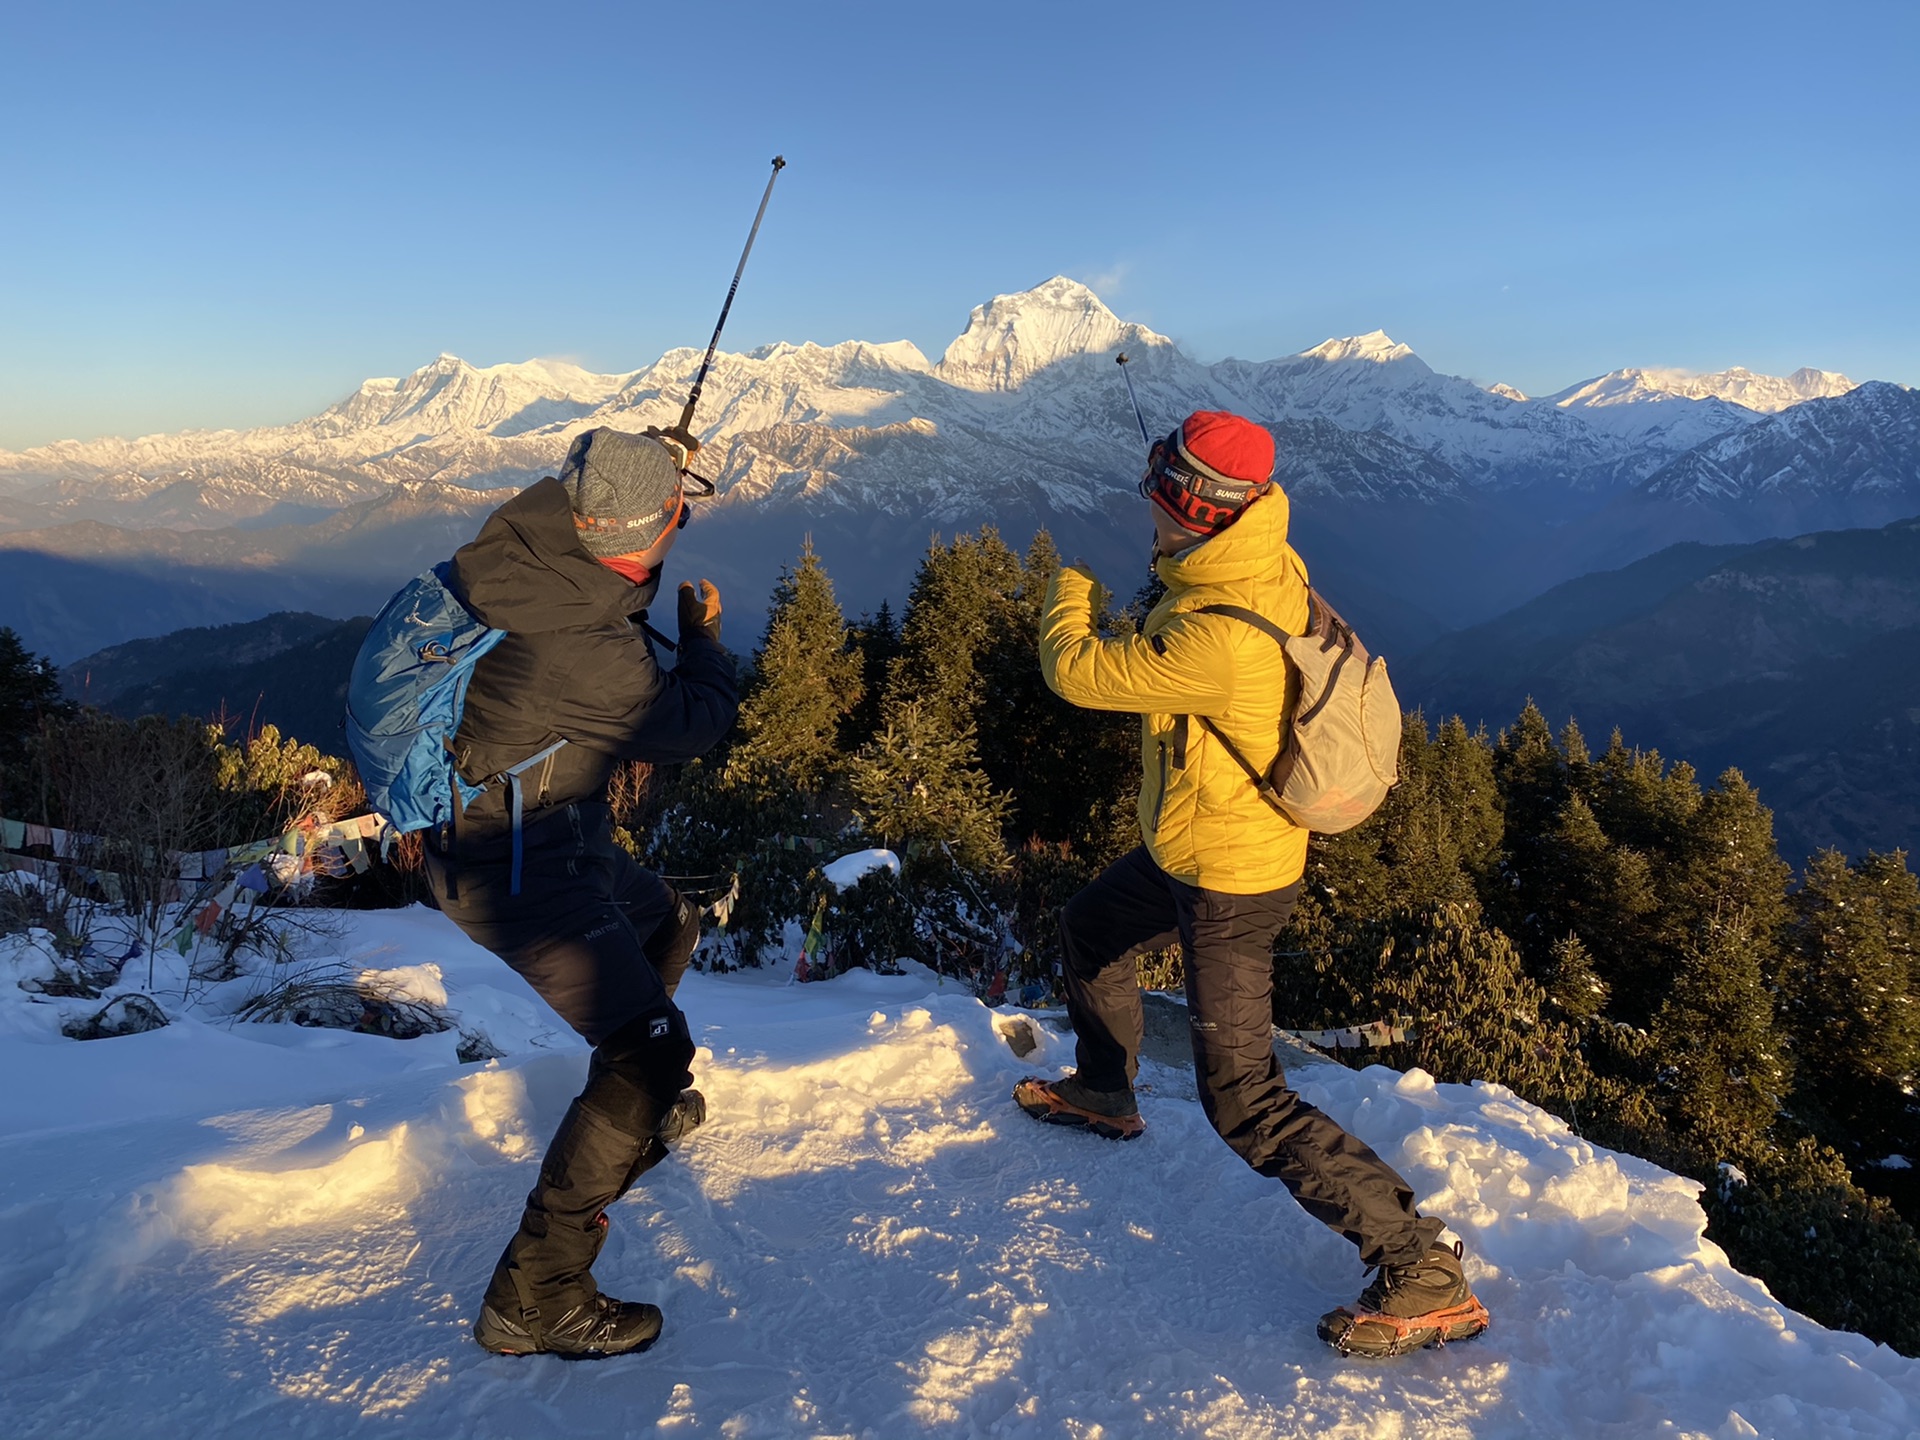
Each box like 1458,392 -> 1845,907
935,276 -> 1166,391
1301,330 -> 1420,366
1550,364 -> 1858,415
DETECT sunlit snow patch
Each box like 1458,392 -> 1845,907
821,848 -> 901,889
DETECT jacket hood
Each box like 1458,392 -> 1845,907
450,477 -> 660,632
1155,486 -> 1306,593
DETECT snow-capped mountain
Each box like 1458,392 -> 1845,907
1643,381 -> 1920,509
1526,383 -> 1920,582
933,274 -> 1166,391
1545,365 -> 1861,452
1543,372 -> 1760,451
1270,419 -> 1470,505
2,278 -> 1839,529
1210,331 -> 1694,491
1552,364 -> 1856,415
320,354 -> 633,438
0,277 -> 1905,660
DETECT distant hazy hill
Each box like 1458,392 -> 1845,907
1398,515 -> 1920,860
77,617 -> 372,750
63,612 -> 347,706
1646,624 -> 1920,863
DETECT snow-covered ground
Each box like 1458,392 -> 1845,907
2,906 -> 1917,1439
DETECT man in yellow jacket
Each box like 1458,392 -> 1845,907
1020,409 -> 1489,1358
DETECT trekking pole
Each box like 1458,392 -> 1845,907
1116,351 -> 1153,447
677,156 -> 786,438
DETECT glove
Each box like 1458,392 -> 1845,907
677,579 -> 723,646
657,1088 -> 706,1146
644,424 -> 701,472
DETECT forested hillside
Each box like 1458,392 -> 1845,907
1398,515 -> 1920,859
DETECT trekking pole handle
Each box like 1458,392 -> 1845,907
678,156 -> 787,435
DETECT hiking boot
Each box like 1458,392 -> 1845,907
1013,1073 -> 1145,1141
657,1088 -> 706,1146
474,1291 -> 664,1359
1317,1240 -> 1491,1358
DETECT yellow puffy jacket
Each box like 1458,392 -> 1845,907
1038,490 -> 1310,894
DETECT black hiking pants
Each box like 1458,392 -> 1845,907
1059,846 -> 1443,1271
428,802 -> 700,1319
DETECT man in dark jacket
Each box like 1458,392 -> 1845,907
424,426 -> 738,1359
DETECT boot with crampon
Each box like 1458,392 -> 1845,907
1317,1240 -> 1491,1357
1012,1073 -> 1145,1141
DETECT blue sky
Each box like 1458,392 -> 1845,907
1,0 -> 1915,450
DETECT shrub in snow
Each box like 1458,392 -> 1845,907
456,1029 -> 505,1063
2,874 -> 121,997
824,864 -> 914,976
643,758 -> 824,969
62,993 -> 168,1040
235,963 -> 452,1039
1710,1137 -> 1920,1354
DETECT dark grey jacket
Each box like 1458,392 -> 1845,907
441,476 -> 737,848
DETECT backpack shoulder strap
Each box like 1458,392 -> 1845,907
1194,602 -> 1291,648
1194,710 -> 1288,817
1185,604 -> 1292,819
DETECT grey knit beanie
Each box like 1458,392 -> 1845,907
558,428 -> 683,557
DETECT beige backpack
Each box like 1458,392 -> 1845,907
1193,592 -> 1402,833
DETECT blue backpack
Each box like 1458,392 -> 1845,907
345,563 -> 566,894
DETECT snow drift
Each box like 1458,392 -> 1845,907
0,906 -> 1916,1438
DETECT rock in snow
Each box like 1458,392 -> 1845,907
1,904 -> 1917,1437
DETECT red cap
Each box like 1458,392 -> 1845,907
1145,410 -> 1277,537
1178,410 -> 1275,485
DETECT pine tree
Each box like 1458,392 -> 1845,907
1559,717 -> 1592,779
637,541 -> 866,966
727,539 -> 862,799
885,527 -> 1025,740
1541,932 -> 1609,1022
1362,712 -> 1504,914
1653,909 -> 1790,1165
1535,792 -> 1666,1022
1432,716 -> 1505,886
1486,702 -> 1572,952
1677,770 -> 1791,965
855,529 -> 1023,875
1585,729 -> 1699,858
848,701 -> 1010,875
1493,702 -> 1567,847
0,627 -> 69,794
974,530 -> 1136,853
1782,848 -> 1920,1152
843,600 -> 898,755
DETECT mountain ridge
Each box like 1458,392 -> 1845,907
1,277 -> 1869,513
2,277 -> 1913,661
